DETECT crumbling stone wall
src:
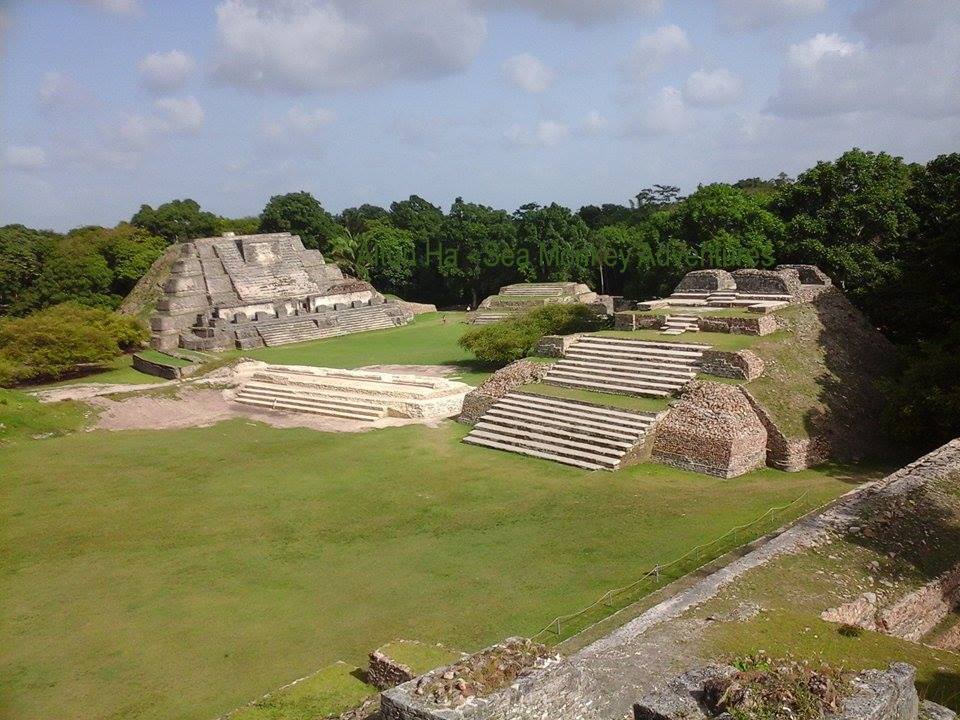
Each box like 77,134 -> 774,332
741,388 -> 831,471
652,381 -> 767,478
697,315 -> 778,336
731,268 -> 802,298
535,334 -> 581,357
700,350 -> 764,380
457,360 -> 553,424
674,270 -> 736,293
369,647 -> 417,691
615,313 -> 664,331
776,264 -> 832,286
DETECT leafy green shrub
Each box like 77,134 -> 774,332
0,303 -> 147,386
459,303 -> 605,364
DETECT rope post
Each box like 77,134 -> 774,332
654,564 -> 660,582
554,618 -> 561,635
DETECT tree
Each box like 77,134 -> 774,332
514,203 -> 593,285
0,224 -> 58,315
665,184 -> 782,270
131,199 -> 218,244
775,149 -> 919,310
69,224 -> 166,298
259,191 -> 342,251
338,204 -> 389,235
215,215 -> 260,236
440,198 -> 519,307
33,237 -> 116,310
389,195 -> 448,303
577,203 -> 634,230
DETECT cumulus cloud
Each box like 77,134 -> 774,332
118,96 -> 204,149
853,0 -> 960,46
768,28 -> 960,120
502,53 -> 555,93
623,25 -> 690,84
715,0 -> 825,32
505,120 -> 570,147
77,0 -> 141,14
624,86 -> 692,136
683,68 -> 744,107
212,0 -> 486,93
3,145 -> 49,171
582,110 -> 608,134
263,105 -> 336,138
473,0 -> 661,26
138,50 -> 195,92
38,71 -> 90,109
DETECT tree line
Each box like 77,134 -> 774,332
1,147 -> 957,445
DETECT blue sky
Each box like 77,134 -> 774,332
1,0 -> 958,231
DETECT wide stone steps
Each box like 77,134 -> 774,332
545,336 -> 707,397
235,381 -> 387,420
257,319 -> 330,346
462,392 -> 657,470
661,314 -> 699,335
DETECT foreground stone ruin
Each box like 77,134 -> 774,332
470,282 -> 615,324
150,232 -> 413,350
230,363 -> 471,422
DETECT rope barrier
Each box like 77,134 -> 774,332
530,489 -> 811,641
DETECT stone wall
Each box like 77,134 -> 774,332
776,264 -> 832,286
674,269 -> 736,293
699,349 -> 764,380
614,312 -> 664,331
731,268 -> 802,298
368,647 -> 416,691
698,314 -> 779,336
535,334 -> 581,357
651,381 -> 768,478
457,360 -> 553,424
741,388 -> 831,471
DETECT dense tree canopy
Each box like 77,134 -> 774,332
131,199 -> 219,244
259,191 -> 342,251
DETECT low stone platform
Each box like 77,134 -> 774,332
470,282 -> 615,324
231,363 -> 471,421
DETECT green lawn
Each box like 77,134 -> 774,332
0,415 -> 868,720
42,354 -> 168,387
135,349 -> 194,368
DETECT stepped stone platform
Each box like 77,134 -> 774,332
150,232 -> 413,350
544,335 -> 708,398
231,363 -> 470,421
635,266 -> 832,332
462,391 -> 661,470
470,282 -> 614,325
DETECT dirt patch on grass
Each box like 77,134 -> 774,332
89,388 -> 447,433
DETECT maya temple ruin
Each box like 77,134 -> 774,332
149,231 -> 414,351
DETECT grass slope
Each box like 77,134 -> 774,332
0,419 -> 866,720
0,388 -> 92,443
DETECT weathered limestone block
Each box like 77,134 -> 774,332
837,663 -> 919,720
615,312 -> 664,331
458,360 -> 553,424
741,389 -> 830,471
698,314 -> 779,336
732,268 -> 802,298
699,349 -> 764,380
674,269 -> 736,293
633,665 -> 737,720
652,381 -> 767,478
535,334 -> 581,357
921,701 -> 957,720
776,264 -> 832,286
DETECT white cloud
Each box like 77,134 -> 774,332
683,68 -> 744,107
212,0 -> 486,93
853,0 -> 960,47
505,120 -> 570,147
78,0 -> 141,14
715,0 -> 825,32
625,86 -> 692,136
473,0 -> 661,26
623,25 -> 690,84
38,71 -> 89,109
263,106 -> 336,138
582,110 -> 608,134
138,50 -> 195,92
3,145 -> 49,171
118,96 -> 204,149
502,53 -> 555,93
787,33 -> 861,68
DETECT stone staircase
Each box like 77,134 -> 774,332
544,335 -> 707,397
462,392 -> 658,470
334,305 -> 399,334
660,315 -> 699,335
500,283 -> 569,297
254,306 -> 400,347
234,379 -> 388,421
471,310 -> 512,325
215,240 -> 318,302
